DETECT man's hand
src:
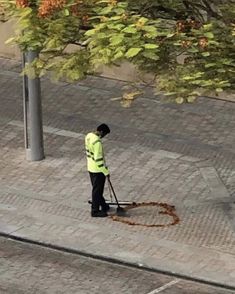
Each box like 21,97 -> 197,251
106,174 -> 110,180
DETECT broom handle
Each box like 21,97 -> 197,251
107,178 -> 121,208
107,179 -> 113,202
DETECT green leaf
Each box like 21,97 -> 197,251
85,29 -> 97,36
203,24 -> 213,30
217,68 -> 226,73
113,8 -> 125,15
194,72 -> 204,78
19,19 -> 31,30
122,26 -> 137,34
116,2 -> 128,8
114,51 -> 124,59
19,7 -> 32,18
25,66 -> 36,79
182,76 -> 194,81
209,40 -> 219,46
46,38 -> 58,49
173,41 -> 182,46
222,59 -> 233,65
109,16 -> 122,21
97,0 -> 110,3
96,23 -> 107,30
144,44 -> 159,49
202,52 -> 210,57
191,80 -> 202,85
142,51 -> 159,60
100,6 -> 113,15
138,17 -> 148,24
89,16 -> 101,20
142,26 -> 158,37
97,32 -> 108,39
188,48 -> 199,53
64,9 -> 70,16
216,88 -> 223,92
30,41 -> 43,48
107,23 -> 125,30
110,34 -> 124,45
204,32 -> 214,39
205,63 -> 216,68
125,48 -> 142,58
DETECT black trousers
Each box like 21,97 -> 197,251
89,172 -> 106,212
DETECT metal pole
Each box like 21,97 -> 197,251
26,50 -> 45,161
22,52 -> 29,150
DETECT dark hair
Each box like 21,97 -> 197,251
97,123 -> 110,134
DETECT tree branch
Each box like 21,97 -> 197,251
201,0 -> 223,20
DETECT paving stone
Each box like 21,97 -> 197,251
0,58 -> 235,288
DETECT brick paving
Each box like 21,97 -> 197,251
2,237 -> 234,294
0,237 -> 173,294
0,57 -> 235,288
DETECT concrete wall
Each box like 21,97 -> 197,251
0,20 -> 21,59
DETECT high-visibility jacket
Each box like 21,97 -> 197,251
85,132 -> 109,176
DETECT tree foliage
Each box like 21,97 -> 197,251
1,0 -> 235,103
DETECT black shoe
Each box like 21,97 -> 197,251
91,210 -> 108,217
102,204 -> 110,212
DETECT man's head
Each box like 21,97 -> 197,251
97,124 -> 110,138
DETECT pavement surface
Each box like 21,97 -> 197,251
1,237 -> 235,294
0,57 -> 235,289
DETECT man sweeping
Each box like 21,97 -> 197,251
85,124 -> 110,217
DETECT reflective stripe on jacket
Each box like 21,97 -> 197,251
85,132 -> 109,176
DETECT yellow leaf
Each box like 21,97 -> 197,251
176,97 -> 184,104
122,91 -> 142,100
186,96 -> 196,103
5,37 -> 15,45
121,100 -> 131,107
110,97 -> 121,101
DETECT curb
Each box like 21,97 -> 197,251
1,231 -> 235,292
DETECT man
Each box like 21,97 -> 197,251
85,124 -> 110,217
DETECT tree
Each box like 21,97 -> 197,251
1,0 -> 235,104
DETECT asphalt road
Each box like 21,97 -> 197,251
0,237 -> 233,294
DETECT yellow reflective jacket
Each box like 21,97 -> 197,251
85,132 -> 109,176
